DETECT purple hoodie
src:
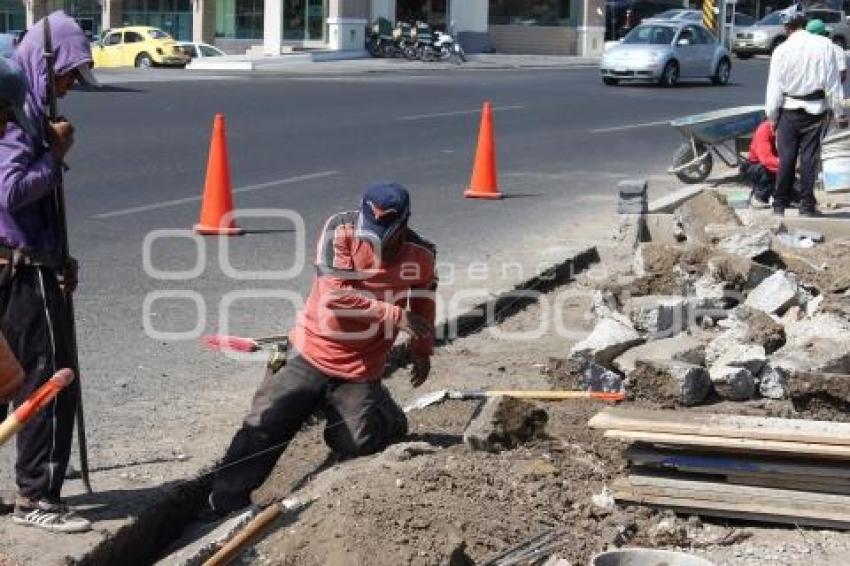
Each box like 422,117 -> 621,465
0,11 -> 92,253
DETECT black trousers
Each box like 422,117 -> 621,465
0,264 -> 77,502
775,109 -> 828,211
210,354 -> 408,513
739,162 -> 777,201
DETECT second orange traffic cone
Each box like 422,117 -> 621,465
464,101 -> 503,199
194,114 -> 244,236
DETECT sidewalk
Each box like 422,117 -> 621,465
123,51 -> 600,75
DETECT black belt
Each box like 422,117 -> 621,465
785,89 -> 826,101
0,246 -> 64,270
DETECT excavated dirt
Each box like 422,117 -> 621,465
774,239 -> 850,294
206,240 -> 850,566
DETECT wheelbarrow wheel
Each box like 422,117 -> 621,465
672,142 -> 713,184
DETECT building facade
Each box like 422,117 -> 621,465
13,0 -> 604,56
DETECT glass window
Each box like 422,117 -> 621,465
104,31 -> 122,45
695,26 -> 714,43
216,0 -> 264,39
125,31 -> 144,42
757,11 -> 784,25
200,44 -> 222,56
489,0 -> 571,26
182,43 -> 198,56
622,24 -> 675,44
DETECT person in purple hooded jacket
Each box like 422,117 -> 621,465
0,11 -> 99,533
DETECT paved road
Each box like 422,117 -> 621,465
2,61 -> 771,507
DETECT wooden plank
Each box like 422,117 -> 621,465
605,429 -> 850,459
613,481 -> 850,530
625,445 -> 850,480
590,408 -> 850,447
725,475 -> 850,495
626,474 -> 850,507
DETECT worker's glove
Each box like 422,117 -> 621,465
409,357 -> 431,388
61,256 -> 79,294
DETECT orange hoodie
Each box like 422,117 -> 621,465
289,211 -> 437,381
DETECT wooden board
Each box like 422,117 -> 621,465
604,429 -> 850,459
614,481 -> 850,530
725,474 -> 850,495
590,408 -> 850,447
613,475 -> 850,529
625,445 -> 850,480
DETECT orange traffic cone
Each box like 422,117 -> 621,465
194,114 -> 244,236
464,101 -> 503,199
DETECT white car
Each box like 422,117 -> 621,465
177,42 -> 226,60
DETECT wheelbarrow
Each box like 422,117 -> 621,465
668,105 -> 766,184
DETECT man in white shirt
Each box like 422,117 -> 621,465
766,11 -> 847,217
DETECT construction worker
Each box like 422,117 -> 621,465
766,9 -> 846,217
806,19 -> 847,83
0,12 -> 99,533
743,120 -> 781,208
205,182 -> 437,518
0,58 -> 36,139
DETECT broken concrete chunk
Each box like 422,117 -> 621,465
648,185 -> 704,214
770,339 -> 850,375
744,271 -> 803,315
463,396 -> 548,453
625,295 -> 689,338
613,334 -> 707,374
710,365 -> 757,401
706,254 -> 773,291
719,305 -> 786,354
628,360 -> 712,406
759,365 -> 789,400
713,229 -> 772,259
693,274 -> 732,313
709,343 -> 767,376
570,317 -> 644,367
545,356 -> 623,393
785,312 -> 850,346
673,190 -> 742,244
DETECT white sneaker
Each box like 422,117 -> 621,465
749,192 -> 771,209
13,499 -> 92,533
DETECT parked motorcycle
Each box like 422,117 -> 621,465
366,17 -> 396,57
431,29 -> 466,64
412,22 -> 466,64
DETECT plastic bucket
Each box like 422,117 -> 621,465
591,548 -> 715,566
0,333 -> 23,402
821,130 -> 850,193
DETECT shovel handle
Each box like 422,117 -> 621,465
487,390 -> 625,402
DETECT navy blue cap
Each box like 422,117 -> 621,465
357,182 -> 411,243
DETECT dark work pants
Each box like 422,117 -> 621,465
739,162 -> 777,202
775,109 -> 828,211
210,354 -> 408,513
0,264 -> 77,502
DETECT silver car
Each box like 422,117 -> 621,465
732,11 -> 786,57
600,22 -> 732,86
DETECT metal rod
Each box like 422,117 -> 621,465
43,15 -> 92,494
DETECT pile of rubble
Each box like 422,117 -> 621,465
552,189 -> 850,412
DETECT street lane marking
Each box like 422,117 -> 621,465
590,119 -> 673,134
92,170 -> 340,219
396,105 -> 525,122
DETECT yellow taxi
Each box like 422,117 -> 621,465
92,26 -> 189,68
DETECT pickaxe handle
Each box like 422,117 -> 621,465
203,503 -> 284,566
